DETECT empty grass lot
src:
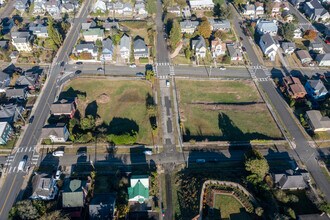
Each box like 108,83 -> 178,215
62,79 -> 154,145
176,80 -> 282,141
214,194 -> 250,220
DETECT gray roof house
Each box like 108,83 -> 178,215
227,43 -> 243,61
309,41 -> 324,54
89,194 -> 116,220
191,36 -> 206,58
0,71 -> 10,91
103,19 -> 119,31
75,43 -> 98,58
180,20 -> 199,34
259,33 -> 278,61
62,179 -> 87,208
0,104 -> 24,124
1,18 -> 14,35
256,20 -> 278,36
14,0 -> 28,12
315,53 -> 330,66
5,88 -> 27,100
30,174 -> 58,200
167,6 -> 181,16
273,170 -> 308,190
120,34 -> 131,59
305,79 -> 328,100
29,24 -> 48,38
296,50 -> 313,64
133,37 -> 148,59
306,110 -> 330,132
0,41 -> 9,50
40,123 -> 70,143
208,19 -> 231,31
101,38 -> 114,61
303,0 -> 330,21
281,42 -> 296,55
15,72 -> 39,89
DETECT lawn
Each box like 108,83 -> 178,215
61,79 -> 155,145
177,79 -> 283,141
214,194 -> 250,220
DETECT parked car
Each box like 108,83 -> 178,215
29,116 -> 34,124
196,159 -> 206,163
52,151 -> 64,157
76,62 -> 83,65
55,170 -> 61,180
129,64 -> 136,68
219,66 -> 226,70
325,37 -> 330,45
97,67 -> 103,72
18,155 -> 28,171
166,80 -> 170,87
136,72 -> 144,77
75,70 -> 82,75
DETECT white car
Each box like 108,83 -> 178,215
219,66 -> 226,70
52,151 -> 64,157
129,64 -> 136,68
166,80 -> 170,87
55,170 -> 61,180
144,150 -> 153,156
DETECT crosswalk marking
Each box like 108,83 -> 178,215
156,62 -> 170,66
12,167 -> 16,173
8,167 -> 12,173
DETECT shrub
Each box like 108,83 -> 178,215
107,132 -> 137,145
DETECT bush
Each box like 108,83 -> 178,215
76,132 -> 93,143
42,138 -> 52,145
107,132 -> 137,145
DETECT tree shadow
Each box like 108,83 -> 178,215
85,100 -> 98,118
108,117 -> 139,135
59,87 -> 86,100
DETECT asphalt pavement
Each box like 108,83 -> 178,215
0,1 -> 93,218
0,1 -> 15,19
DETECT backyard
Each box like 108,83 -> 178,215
213,194 -> 251,220
61,78 -> 155,145
176,79 -> 283,142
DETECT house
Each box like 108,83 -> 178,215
14,0 -> 28,12
211,38 -> 226,58
135,2 -> 147,16
182,6 -> 191,18
11,31 -> 33,52
282,10 -> 294,23
309,41 -> 324,54
33,0 -> 46,14
191,36 -> 206,58
30,174 -> 58,200
128,175 -> 149,203
82,19 -> 97,31
298,214 -> 330,220
296,50 -> 313,65
133,37 -> 148,59
103,19 -> 119,31
15,71 -> 39,90
209,19 -> 231,32
271,2 -> 281,16
167,6 -> 181,16
256,20 -> 278,36
227,43 -> 243,61
45,0 -> 62,18
0,104 -> 24,124
315,53 -> 330,66
305,79 -> 328,100
293,28 -> 303,39
189,0 -> 214,10
61,3 -> 76,13
62,179 -> 87,208
290,0 -> 305,8
41,123 -> 70,143
303,0 -> 330,21
101,38 -> 114,61
75,43 -> 98,59
180,20 -> 199,34
9,51 -> 19,62
82,28 -> 104,42
29,24 -> 48,38
93,0 -> 106,13
259,33 -> 278,61
0,122 -> 13,145
243,3 -> 255,17
89,194 -> 116,220
120,34 -> 131,59
5,88 -> 27,100
255,2 -> 264,16
282,76 -> 307,99
50,99 -> 76,118
273,170 -> 308,190
0,41 -> 8,50
281,42 -> 296,55
108,2 -> 133,15
1,18 -> 14,35
306,110 -> 330,132
0,71 -> 10,92
281,2 -> 290,11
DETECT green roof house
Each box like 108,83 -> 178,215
62,179 -> 87,208
128,175 -> 149,204
82,28 -> 104,42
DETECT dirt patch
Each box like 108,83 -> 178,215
97,93 -> 110,104
192,103 -> 267,111
118,90 -> 144,102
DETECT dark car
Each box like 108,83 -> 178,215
76,147 -> 87,157
60,61 -> 65,67
97,67 -> 103,71
75,70 -> 82,75
29,116 -> 34,124
136,72 -> 145,77
325,37 -> 330,45
242,46 -> 246,52
76,62 -> 83,65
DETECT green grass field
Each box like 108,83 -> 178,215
177,80 -> 282,141
214,194 -> 250,220
62,79 -> 154,145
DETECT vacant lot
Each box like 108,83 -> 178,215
214,194 -> 250,220
62,79 -> 154,145
176,79 -> 282,141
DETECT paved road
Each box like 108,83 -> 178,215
231,4 -> 330,202
0,1 -> 15,19
0,1 -> 93,218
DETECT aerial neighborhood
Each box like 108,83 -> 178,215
0,0 -> 330,219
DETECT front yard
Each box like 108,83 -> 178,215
176,79 -> 283,142
213,194 -> 251,220
61,78 -> 156,145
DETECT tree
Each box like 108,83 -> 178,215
169,20 -> 181,49
184,47 -> 192,59
80,115 -> 95,131
60,21 -> 71,34
47,18 -> 63,48
303,29 -> 317,41
10,200 -> 40,220
95,39 -> 102,49
319,202 -> 330,214
245,149 -> 269,181
40,210 -> 70,220
145,70 -> 155,82
255,207 -> 264,216
214,4 -> 231,19
112,34 -> 121,46
146,0 -> 156,14
117,204 -> 130,218
279,23 -> 296,41
233,0 -> 246,6
197,17 -> 212,39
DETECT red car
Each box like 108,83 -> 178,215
325,37 -> 330,45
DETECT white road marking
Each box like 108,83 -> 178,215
24,147 -> 28,152
13,167 -> 17,173
8,167 -> 12,173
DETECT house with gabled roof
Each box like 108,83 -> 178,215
0,104 -> 24,124
50,99 -> 76,118
191,36 -> 206,58
208,19 -> 231,32
303,0 -> 330,21
273,169 -> 308,190
243,3 -> 255,17
101,38 -> 114,61
167,6 -> 181,16
133,37 -> 148,59
11,31 -> 33,52
62,179 -> 87,218
315,53 -> 330,66
296,50 -> 313,65
5,88 -> 27,100
128,175 -> 149,204
227,43 -> 243,61
41,123 -> 70,143
120,34 -> 131,59
180,20 -> 199,34
30,173 -> 58,200
15,71 -> 39,90
29,23 -> 48,38
305,79 -> 328,100
306,110 -> 330,132
282,76 -> 307,99
189,0 -> 214,10
255,2 -> 264,16
259,33 -> 278,61
75,43 -> 98,59
256,20 -> 278,36
211,38 -> 226,58
82,28 -> 104,42
281,42 -> 296,55
93,0 -> 106,13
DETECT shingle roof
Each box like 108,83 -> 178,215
307,79 -> 328,94
89,194 -> 116,220
306,110 -> 330,130
5,88 -> 26,98
260,33 -> 276,48
83,28 -> 104,37
40,123 -> 67,139
315,53 -> 330,62
191,36 -> 206,49
274,170 -> 308,189
120,34 -> 130,50
102,38 -> 113,53
296,50 -> 312,60
227,43 -> 242,58
62,179 -> 86,208
281,42 -> 296,51
256,20 -> 278,33
50,99 -> 75,115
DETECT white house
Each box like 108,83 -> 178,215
255,2 -> 264,16
315,53 -> 330,66
120,34 -> 131,59
41,123 -> 70,143
191,36 -> 207,58
93,0 -> 106,13
189,0 -> 214,10
11,31 -> 33,52
243,3 -> 255,17
259,33 -> 278,61
293,28 -> 303,39
211,38 -> 226,58
75,43 -> 98,58
256,20 -> 278,36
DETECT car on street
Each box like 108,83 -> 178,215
76,62 -> 83,65
55,170 -> 61,180
29,116 -> 34,124
242,46 -> 246,52
325,37 -> 330,45
97,67 -> 103,72
144,150 -> 152,155
60,61 -> 65,67
75,70 -> 82,75
18,155 -> 28,171
219,66 -> 226,70
136,72 -> 144,77
196,159 -> 206,163
166,80 -> 170,87
77,147 -> 87,157
52,151 -> 64,157
129,64 -> 136,68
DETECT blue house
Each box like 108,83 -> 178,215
101,38 -> 114,61
305,79 -> 328,100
